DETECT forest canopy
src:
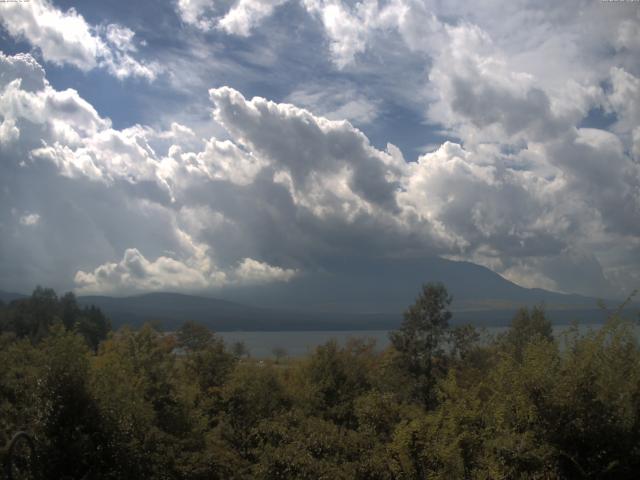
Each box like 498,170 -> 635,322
1,284 -> 639,479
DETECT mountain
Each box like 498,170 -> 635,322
0,290 -> 27,304
216,256 -> 608,314
75,257 -> 630,331
76,291 -> 618,331
77,292 -> 398,331
5,256 -> 632,331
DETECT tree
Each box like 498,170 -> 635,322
272,346 -> 287,364
390,282 -> 452,408
302,338 -> 376,427
76,305 -> 111,351
500,306 -> 553,362
59,291 -> 80,331
33,326 -> 101,479
175,322 -> 236,393
219,364 -> 290,460
177,321 -> 215,351
449,324 -> 480,362
8,286 -> 59,342
232,341 -> 249,359
0,289 -> 111,349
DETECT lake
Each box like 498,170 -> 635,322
218,323 -> 626,358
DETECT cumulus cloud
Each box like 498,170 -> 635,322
234,258 -> 297,284
1,46 -> 639,299
103,24 -> 137,52
218,0 -> 289,35
0,52 -> 109,148
197,138 -> 266,185
0,117 -> 19,145
285,83 -> 379,125
209,86 -> 403,212
74,248 -> 297,295
302,0 -> 372,68
423,22 -> 590,146
0,1 -> 158,80
0,53 -> 302,295
607,67 -> 640,135
294,0 -> 633,150
300,0 -> 442,67
176,0 -> 288,35
176,0 -> 223,29
19,213 -> 40,226
0,52 -> 46,92
74,248 -> 219,295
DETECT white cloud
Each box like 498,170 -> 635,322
633,127 -> 640,161
19,213 -> 40,226
615,18 -> 640,53
300,0 -> 442,67
195,138 -> 266,185
176,0 -> 220,29
176,0 -> 288,35
218,0 -> 289,36
424,23 -> 575,146
1,50 -> 639,298
302,0 -> 372,68
209,86 -> 403,212
607,67 -> 640,135
1,1 -> 102,70
0,117 -> 19,145
0,1 -> 158,80
234,257 -> 297,284
0,52 -> 109,145
74,248 -> 297,295
74,248 -> 219,295
285,83 -> 379,125
104,24 -> 136,52
0,52 -> 46,92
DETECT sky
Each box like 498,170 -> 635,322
0,0 -> 638,300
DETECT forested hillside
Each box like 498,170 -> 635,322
1,285 -> 639,479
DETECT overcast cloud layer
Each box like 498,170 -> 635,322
0,0 -> 639,299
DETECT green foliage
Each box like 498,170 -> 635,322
390,282 -> 452,407
499,305 -> 553,362
217,363 -> 290,461
0,287 -> 111,349
0,335 -> 44,454
76,305 -> 111,351
181,329 -> 237,393
252,410 -> 384,479
177,321 -> 216,351
272,346 -> 288,363
301,338 -> 376,427
448,323 -> 481,363
231,341 -> 249,359
5,286 -> 59,342
1,285 -> 640,479
33,325 -> 101,478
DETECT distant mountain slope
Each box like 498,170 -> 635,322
6,256 -> 633,331
76,291 -> 619,331
1,286 -> 623,331
217,256 -> 607,314
0,290 -> 27,304
77,292 -> 400,331
78,293 -> 268,330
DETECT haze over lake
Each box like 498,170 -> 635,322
219,324 -> 639,358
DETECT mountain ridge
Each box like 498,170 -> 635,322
1,256 -> 632,330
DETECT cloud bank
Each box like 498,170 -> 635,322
0,0 -> 159,80
0,0 -> 639,299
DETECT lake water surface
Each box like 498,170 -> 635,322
219,324 -> 628,358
